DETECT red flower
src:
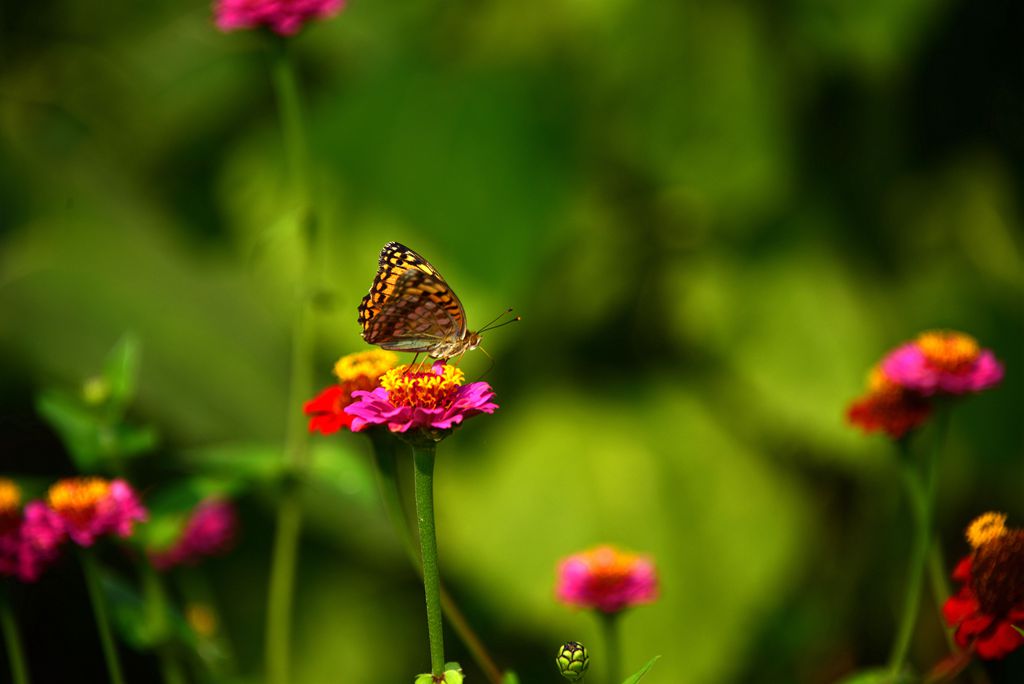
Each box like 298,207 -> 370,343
845,367 -> 931,438
943,514 -> 1024,660
304,351 -> 398,435
305,385 -> 356,435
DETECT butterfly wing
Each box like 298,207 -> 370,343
363,269 -> 466,352
358,242 -> 468,342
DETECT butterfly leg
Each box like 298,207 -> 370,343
406,353 -> 421,374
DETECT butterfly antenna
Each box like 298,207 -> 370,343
478,307 -> 518,333
479,316 -> 521,333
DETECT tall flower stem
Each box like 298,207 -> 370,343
370,433 -> 503,683
413,442 -> 445,676
264,34 -> 317,684
889,410 -> 950,676
139,562 -> 187,684
80,551 -> 126,684
598,612 -> 621,684
0,588 -> 29,684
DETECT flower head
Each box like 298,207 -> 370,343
846,366 -> 931,438
556,545 -> 658,614
305,351 -> 398,435
0,479 -> 66,582
345,362 -> 498,437
214,0 -> 346,36
48,477 -> 147,547
150,499 -> 238,571
943,513 -> 1024,659
881,331 -> 1004,396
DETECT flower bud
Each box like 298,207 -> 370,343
556,641 -> 589,681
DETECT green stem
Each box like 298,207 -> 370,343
371,434 -> 504,683
413,443 -> 445,676
598,612 -> 621,684
928,542 -> 956,652
266,490 -> 304,684
80,551 -> 126,684
0,589 -> 30,684
264,34 -> 317,684
139,562 -> 187,684
888,410 -> 950,676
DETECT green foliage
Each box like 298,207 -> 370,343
621,656 -> 660,684
834,669 -> 912,684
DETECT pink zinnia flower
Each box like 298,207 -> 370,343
881,330 -> 1004,396
556,545 -> 658,613
305,351 -> 398,435
214,0 -> 346,36
345,362 -> 497,435
47,477 -> 147,547
151,500 -> 238,571
943,513 -> 1024,660
0,480 -> 66,582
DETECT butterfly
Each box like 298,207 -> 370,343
358,242 -> 516,361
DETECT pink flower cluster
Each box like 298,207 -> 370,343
0,477 -> 150,583
556,545 -> 659,614
151,500 -> 238,571
215,0 -> 346,36
48,478 -> 148,547
0,502 -> 66,583
846,330 -> 1004,439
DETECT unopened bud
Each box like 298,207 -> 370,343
556,641 -> 589,681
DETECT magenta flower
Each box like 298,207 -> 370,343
151,500 -> 238,570
345,363 -> 498,435
881,330 -> 1004,396
47,478 -> 147,547
557,545 -> 659,614
0,482 -> 66,582
214,0 -> 346,36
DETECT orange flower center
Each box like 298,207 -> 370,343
381,364 -> 464,409
48,477 -> 111,526
971,529 -> 1024,617
0,479 -> 22,531
967,512 -> 1008,549
581,546 -> 642,587
917,331 -> 980,373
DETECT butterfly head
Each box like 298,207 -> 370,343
465,331 -> 482,351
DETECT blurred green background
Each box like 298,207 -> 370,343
1,0 -> 1022,682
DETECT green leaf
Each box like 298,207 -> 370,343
621,655 -> 661,684
101,566 -> 196,651
502,672 -> 521,684
1015,625 -> 1024,638
834,668 -> 912,684
103,333 -> 141,412
36,390 -> 102,470
114,423 -> 159,458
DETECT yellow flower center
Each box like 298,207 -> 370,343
380,364 -> 464,409
334,350 -> 398,383
967,512 -> 1008,549
0,478 -> 21,517
917,331 -> 980,372
48,477 -> 111,524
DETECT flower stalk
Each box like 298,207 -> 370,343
80,551 -> 126,684
889,409 -> 950,675
0,588 -> 29,684
413,442 -> 446,676
369,432 -> 504,683
598,612 -> 621,684
264,33 -> 318,684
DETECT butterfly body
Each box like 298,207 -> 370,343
358,242 -> 482,360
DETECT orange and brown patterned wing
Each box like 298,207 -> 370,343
357,242 -> 466,336
362,269 -> 467,352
